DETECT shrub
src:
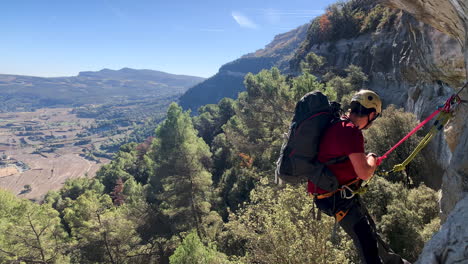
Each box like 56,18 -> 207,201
170,231 -> 230,264
362,177 -> 440,262
220,183 -> 354,264
364,105 -> 428,185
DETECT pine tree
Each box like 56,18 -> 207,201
149,103 -> 218,239
63,190 -> 153,263
170,231 -> 230,264
0,189 -> 69,263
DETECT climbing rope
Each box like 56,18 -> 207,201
374,84 -> 465,180
390,111 -> 452,173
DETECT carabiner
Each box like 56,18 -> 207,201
340,185 -> 355,199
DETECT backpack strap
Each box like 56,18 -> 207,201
324,156 -> 349,165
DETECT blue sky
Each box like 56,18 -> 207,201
1,0 -> 336,78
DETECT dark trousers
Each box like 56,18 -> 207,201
315,193 -> 410,264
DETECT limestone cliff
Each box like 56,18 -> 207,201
379,0 -> 468,263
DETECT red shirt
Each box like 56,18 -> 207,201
307,119 -> 364,194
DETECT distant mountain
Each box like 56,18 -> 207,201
179,24 -> 309,112
0,68 -> 205,112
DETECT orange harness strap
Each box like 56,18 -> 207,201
309,178 -> 361,222
310,178 -> 361,200
335,210 -> 349,222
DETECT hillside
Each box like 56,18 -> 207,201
0,68 -> 205,112
179,23 -> 309,112
0,1 -> 467,263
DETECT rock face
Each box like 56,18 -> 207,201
416,195 -> 468,264
379,0 -> 468,263
382,0 -> 466,48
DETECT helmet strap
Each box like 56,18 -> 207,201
361,112 -> 379,130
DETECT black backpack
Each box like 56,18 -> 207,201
275,91 -> 346,192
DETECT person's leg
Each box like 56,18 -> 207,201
375,235 -> 411,264
339,202 -> 383,264
315,194 -> 411,264
359,200 -> 411,264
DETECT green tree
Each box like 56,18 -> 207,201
148,103 -> 219,239
345,64 -> 368,89
220,182 -> 355,264
46,177 -> 104,203
0,189 -> 69,263
96,143 -> 147,193
193,98 -> 235,146
94,141 -> 155,198
224,68 -> 325,171
218,69 -> 332,215
300,52 -> 326,74
63,190 -> 153,263
292,72 -> 332,101
379,203 -> 422,261
326,75 -> 350,102
362,177 -> 440,262
324,64 -> 367,110
170,231 -> 230,264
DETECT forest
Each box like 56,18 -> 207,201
0,1 -> 442,263
0,63 -> 440,263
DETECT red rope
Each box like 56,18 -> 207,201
376,108 -> 441,165
376,94 -> 457,166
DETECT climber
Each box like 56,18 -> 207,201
309,90 -> 410,264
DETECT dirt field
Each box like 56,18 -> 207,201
0,167 -> 19,177
0,108 -> 111,201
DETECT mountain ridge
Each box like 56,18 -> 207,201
0,68 -> 205,112
179,23 -> 310,112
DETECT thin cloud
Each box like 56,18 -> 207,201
231,11 -> 258,29
199,28 -> 225,32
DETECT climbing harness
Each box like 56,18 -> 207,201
309,178 -> 361,200
309,178 -> 362,222
310,84 -> 465,223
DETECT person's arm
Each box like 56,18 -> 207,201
348,153 -> 377,180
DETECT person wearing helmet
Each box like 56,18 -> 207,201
308,90 -> 410,264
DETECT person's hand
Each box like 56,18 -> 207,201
366,153 -> 378,168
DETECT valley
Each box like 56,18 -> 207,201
0,68 -> 203,201
0,108 -> 113,201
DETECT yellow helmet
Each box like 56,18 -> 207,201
351,90 -> 382,115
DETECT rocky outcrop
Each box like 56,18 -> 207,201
416,195 -> 468,264
379,0 -> 468,263
381,0 -> 466,48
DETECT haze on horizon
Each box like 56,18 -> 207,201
1,0 -> 335,78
